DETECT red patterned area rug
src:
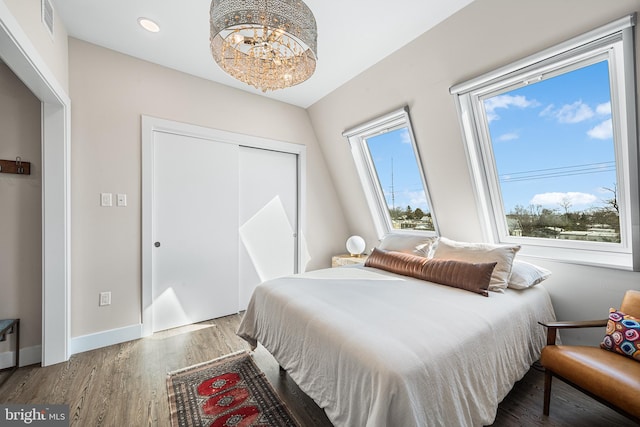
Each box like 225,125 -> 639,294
167,351 -> 300,427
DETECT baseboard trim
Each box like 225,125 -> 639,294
0,345 -> 42,368
70,324 -> 143,355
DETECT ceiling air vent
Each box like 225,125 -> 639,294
41,0 -> 54,38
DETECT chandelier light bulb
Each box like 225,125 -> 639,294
229,32 -> 245,45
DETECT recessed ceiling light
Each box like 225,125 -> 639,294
138,17 -> 160,33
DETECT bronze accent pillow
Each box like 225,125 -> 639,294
365,247 -> 429,276
365,248 -> 496,296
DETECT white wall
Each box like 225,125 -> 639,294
308,0 -> 640,345
68,38 -> 348,339
2,0 -> 68,92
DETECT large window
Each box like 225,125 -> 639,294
485,60 -> 619,242
344,107 -> 438,237
451,15 -> 639,270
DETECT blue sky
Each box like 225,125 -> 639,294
366,128 -> 430,213
484,60 -> 616,214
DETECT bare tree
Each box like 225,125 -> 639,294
559,196 -> 572,216
601,184 -> 619,214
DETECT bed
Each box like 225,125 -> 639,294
237,242 -> 556,427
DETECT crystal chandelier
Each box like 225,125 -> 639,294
210,0 -> 318,92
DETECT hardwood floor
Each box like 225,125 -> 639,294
0,314 -> 634,426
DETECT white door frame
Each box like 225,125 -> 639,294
0,5 -> 71,365
141,116 -> 306,337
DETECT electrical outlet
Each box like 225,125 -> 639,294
99,291 -> 111,306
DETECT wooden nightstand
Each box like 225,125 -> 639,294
331,253 -> 368,267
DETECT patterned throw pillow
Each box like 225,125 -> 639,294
600,308 -> 640,361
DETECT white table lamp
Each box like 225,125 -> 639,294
346,235 -> 366,257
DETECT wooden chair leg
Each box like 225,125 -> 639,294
543,369 -> 552,416
15,319 -> 19,370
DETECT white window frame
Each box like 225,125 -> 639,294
343,106 -> 439,238
450,15 -> 639,271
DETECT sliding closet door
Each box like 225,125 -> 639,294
152,132 -> 239,332
238,146 -> 298,310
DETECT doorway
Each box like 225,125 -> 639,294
0,4 -> 70,366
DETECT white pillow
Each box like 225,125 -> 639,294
432,237 -> 520,291
508,260 -> 551,290
377,234 -> 437,257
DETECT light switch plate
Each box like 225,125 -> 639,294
100,193 -> 112,207
117,193 -> 127,207
99,291 -> 111,306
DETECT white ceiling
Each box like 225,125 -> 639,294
50,0 -> 474,108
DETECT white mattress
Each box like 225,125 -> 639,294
237,265 -> 556,427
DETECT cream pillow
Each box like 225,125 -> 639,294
377,233 -> 438,257
432,237 -> 520,291
507,260 -> 551,290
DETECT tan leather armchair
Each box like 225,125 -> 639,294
539,290 -> 640,423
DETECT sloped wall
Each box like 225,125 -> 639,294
308,0 -> 640,345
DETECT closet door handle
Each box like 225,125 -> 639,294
154,242 -> 161,248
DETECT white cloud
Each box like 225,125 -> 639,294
399,128 -> 412,144
540,100 -> 612,138
530,191 -> 597,207
484,95 -> 538,122
555,101 -> 594,123
587,118 -> 613,140
539,104 -> 555,117
486,94 -> 537,110
596,102 -> 611,115
407,190 -> 427,208
486,111 -> 499,123
539,100 -> 595,123
497,132 -> 519,141
392,190 -> 428,211
541,100 -> 612,125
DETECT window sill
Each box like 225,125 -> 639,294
515,244 -> 633,271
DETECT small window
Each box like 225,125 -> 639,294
343,107 -> 438,237
451,15 -> 639,270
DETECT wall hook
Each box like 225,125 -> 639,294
0,157 -> 30,175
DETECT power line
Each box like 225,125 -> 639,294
499,161 -> 615,176
499,161 -> 616,183
501,167 -> 616,182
